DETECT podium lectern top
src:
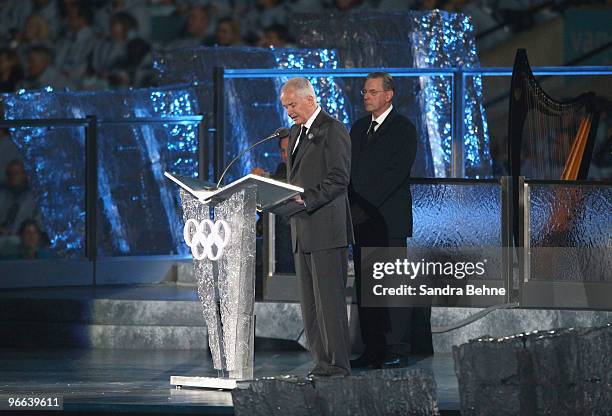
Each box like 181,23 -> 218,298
164,172 -> 304,213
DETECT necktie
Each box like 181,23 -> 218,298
291,125 -> 307,163
367,120 -> 378,143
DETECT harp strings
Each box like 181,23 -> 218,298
521,73 -> 586,180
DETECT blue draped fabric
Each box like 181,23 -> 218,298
293,10 -> 492,178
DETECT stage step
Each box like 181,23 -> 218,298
0,321 -> 207,349
0,284 -> 306,350
0,284 -> 204,349
0,297 -> 204,325
1,284 -> 611,352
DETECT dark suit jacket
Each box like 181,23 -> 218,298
349,108 -> 417,243
287,110 -> 354,253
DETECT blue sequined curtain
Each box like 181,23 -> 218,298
154,46 -> 349,182
293,10 -> 492,178
2,87 -> 199,257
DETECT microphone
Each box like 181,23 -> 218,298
216,127 -> 290,188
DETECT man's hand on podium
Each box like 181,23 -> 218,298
293,194 -> 305,207
251,167 -> 269,177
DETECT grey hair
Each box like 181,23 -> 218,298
281,77 -> 316,99
366,72 -> 395,92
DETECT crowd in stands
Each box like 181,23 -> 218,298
1,0 -> 598,93
0,149 -> 50,260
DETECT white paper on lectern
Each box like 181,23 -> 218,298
163,172 -> 217,201
164,171 -> 304,212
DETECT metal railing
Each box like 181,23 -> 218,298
213,65 -> 612,179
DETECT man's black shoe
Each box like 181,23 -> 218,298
308,365 -> 349,377
411,349 -> 434,356
350,353 -> 383,369
307,364 -> 325,377
382,353 -> 409,368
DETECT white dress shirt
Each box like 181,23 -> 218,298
371,104 -> 393,132
292,106 -> 322,154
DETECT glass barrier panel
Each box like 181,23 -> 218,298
527,182 -> 611,282
96,122 -> 199,257
409,181 -> 502,250
404,180 -> 507,307
0,126 -> 87,261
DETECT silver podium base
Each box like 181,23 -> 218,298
170,375 -> 238,390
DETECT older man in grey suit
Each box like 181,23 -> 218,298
281,77 -> 354,377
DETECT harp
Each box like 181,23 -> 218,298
507,49 -> 600,246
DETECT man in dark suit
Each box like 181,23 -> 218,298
280,77 -> 353,377
349,72 -> 433,369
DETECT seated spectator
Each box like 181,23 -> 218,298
166,4 -> 215,50
0,1 -> 33,44
110,37 -> 154,88
81,63 -> 110,91
29,0 -> 61,38
0,129 -> 23,184
149,0 -> 179,18
213,17 -> 243,47
204,0 -> 232,19
257,24 -> 293,48
91,11 -> 139,76
19,12 -> 53,44
15,13 -> 55,66
95,0 -> 151,40
17,45 -> 71,90
54,2 -> 96,86
3,219 -> 52,260
0,48 -> 24,92
0,159 -> 41,236
242,0 -> 287,43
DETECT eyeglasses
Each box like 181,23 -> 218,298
360,89 -> 388,96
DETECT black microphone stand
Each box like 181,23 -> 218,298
216,128 -> 290,189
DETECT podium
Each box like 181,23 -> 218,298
164,172 -> 303,389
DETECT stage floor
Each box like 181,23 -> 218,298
0,348 -> 460,415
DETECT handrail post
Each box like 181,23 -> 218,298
213,67 -> 225,181
518,176 -> 529,304
451,68 -> 466,178
501,176 -> 514,304
85,115 -> 98,284
198,112 -> 208,181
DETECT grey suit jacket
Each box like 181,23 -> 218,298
287,110 -> 354,253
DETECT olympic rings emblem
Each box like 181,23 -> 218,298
183,219 -> 231,261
